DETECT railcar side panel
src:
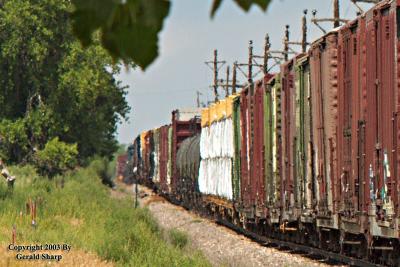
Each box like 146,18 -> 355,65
310,32 -> 339,225
264,79 -> 273,207
254,82 -> 266,212
295,56 -> 314,213
281,61 -> 295,215
233,96 -> 242,202
159,125 -> 171,193
240,89 -> 251,210
266,75 -> 282,217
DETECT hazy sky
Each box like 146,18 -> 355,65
116,0 -> 372,144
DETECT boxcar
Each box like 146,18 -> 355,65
336,16 -> 368,255
309,29 -> 339,232
362,2 -> 400,262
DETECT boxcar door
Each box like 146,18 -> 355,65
254,83 -> 266,209
377,6 -> 397,210
338,27 -> 354,212
310,46 -> 325,208
265,81 -> 274,207
281,65 -> 295,211
296,59 -> 313,211
240,90 -> 251,209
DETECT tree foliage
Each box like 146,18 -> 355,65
71,0 -> 170,70
0,0 -> 130,165
33,137 -> 78,177
70,0 -> 272,70
210,0 -> 271,17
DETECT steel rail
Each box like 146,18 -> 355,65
217,219 -> 385,267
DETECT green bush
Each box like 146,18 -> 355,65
33,137 -> 78,177
0,119 -> 30,163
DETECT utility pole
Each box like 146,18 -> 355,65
213,50 -> 219,101
248,40 -> 254,94
205,50 -> 226,102
196,91 -> 202,108
236,36 -> 274,86
311,0 -> 349,33
283,25 -> 290,61
334,0 -> 340,28
302,10 -> 308,53
283,10 -> 309,54
232,62 -> 237,94
225,66 -> 230,97
263,34 -> 271,74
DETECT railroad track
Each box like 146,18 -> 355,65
139,186 -> 387,267
216,218 -> 385,267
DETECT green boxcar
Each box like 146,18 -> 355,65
295,56 -> 313,212
264,82 -> 273,206
232,95 -> 241,202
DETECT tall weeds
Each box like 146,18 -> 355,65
0,163 -> 209,267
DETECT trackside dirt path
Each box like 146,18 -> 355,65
116,183 -> 345,267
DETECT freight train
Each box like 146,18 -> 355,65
126,1 -> 400,265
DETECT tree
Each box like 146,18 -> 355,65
0,0 -> 130,164
70,0 -> 272,70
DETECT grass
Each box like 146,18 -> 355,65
0,161 -> 210,267
168,229 -> 189,249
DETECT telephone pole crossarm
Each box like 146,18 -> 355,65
351,0 -> 379,14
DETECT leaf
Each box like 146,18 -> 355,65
70,0 -> 170,70
211,0 -> 271,17
211,0 -> 223,18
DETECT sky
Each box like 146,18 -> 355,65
116,0 -> 373,144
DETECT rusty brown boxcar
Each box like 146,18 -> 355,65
281,58 -> 297,223
362,0 -> 400,251
239,82 -> 267,219
336,16 -> 368,253
309,30 -> 339,231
